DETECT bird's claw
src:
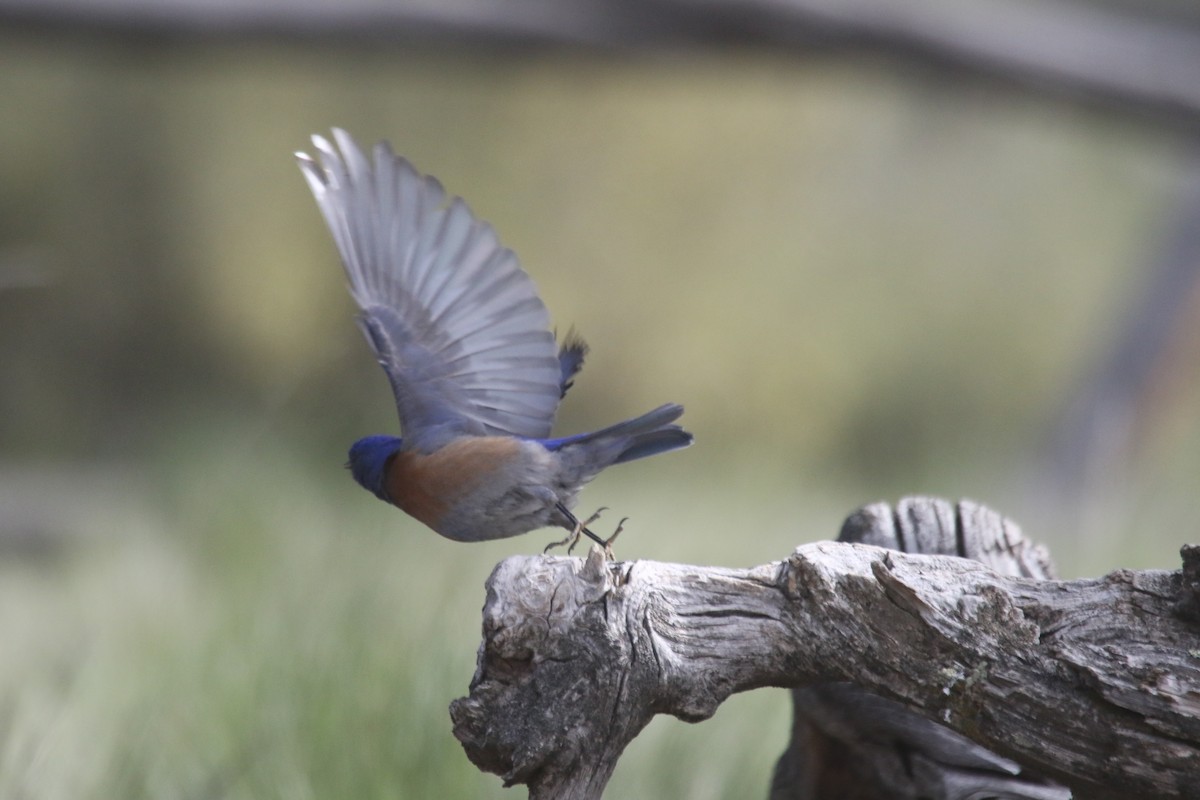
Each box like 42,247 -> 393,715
543,507 -> 626,559
567,507 -> 608,555
602,517 -> 629,560
542,532 -> 572,554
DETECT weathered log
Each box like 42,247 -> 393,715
770,497 -> 1067,800
451,497 -> 1200,799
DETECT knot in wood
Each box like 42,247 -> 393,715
451,549 -> 628,791
480,552 -> 612,664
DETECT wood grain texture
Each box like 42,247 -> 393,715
772,497 -> 1067,800
451,498 -> 1200,799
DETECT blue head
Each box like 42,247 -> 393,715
346,435 -> 404,502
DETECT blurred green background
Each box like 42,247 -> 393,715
2,18 -> 1198,800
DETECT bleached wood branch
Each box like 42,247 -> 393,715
451,498 -> 1200,800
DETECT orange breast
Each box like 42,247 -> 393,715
385,437 -> 523,531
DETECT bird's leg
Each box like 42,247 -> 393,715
544,505 -> 608,554
544,505 -> 627,558
567,507 -> 614,555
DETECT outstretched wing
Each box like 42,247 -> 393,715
297,129 -> 564,445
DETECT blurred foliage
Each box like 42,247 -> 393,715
1,27 -> 1198,799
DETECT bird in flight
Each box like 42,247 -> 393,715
296,130 -> 692,552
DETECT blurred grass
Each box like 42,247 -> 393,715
2,29 -> 1199,799
0,430 -> 799,799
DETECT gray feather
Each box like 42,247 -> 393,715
297,130 -> 566,446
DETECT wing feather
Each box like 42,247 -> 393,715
297,129 -> 565,444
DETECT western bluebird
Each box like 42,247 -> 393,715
296,129 -> 692,551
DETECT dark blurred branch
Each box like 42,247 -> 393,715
1047,151 -> 1200,508
6,0 -> 1200,132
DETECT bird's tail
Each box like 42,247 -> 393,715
607,404 -> 693,464
542,403 -> 692,479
